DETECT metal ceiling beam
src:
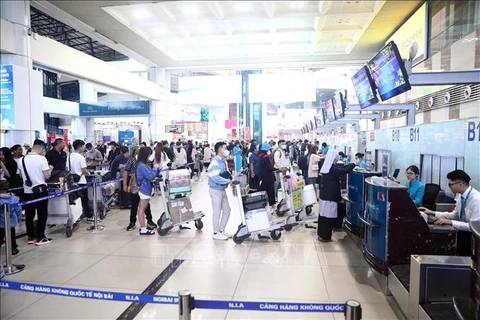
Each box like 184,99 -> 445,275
346,103 -> 415,126
408,70 -> 480,86
343,113 -> 380,129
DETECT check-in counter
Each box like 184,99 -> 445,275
362,176 -> 459,275
342,170 -> 381,237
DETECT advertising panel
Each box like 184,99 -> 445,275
79,101 -> 150,116
0,65 -> 15,129
387,3 -> 427,65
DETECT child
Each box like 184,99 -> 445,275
0,180 -> 22,255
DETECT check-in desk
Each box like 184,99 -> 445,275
452,220 -> 480,320
342,170 -> 381,237
362,177 -> 459,276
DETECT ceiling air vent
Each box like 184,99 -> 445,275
411,84 -> 480,112
444,92 -> 451,104
465,86 -> 472,98
428,97 -> 434,108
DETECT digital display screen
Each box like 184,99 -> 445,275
352,66 -> 378,109
324,99 -> 335,123
333,91 -> 345,119
367,41 -> 411,101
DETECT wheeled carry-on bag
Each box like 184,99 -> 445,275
242,191 -> 268,211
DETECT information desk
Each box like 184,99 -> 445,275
342,170 -> 381,237
362,177 -> 458,275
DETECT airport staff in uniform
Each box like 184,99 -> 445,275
405,165 -> 425,207
420,170 -> 480,255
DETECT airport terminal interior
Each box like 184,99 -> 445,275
1,0 -> 480,319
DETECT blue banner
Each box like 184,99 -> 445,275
118,130 -> 134,145
0,65 -> 15,129
0,280 -> 348,313
79,101 -> 150,116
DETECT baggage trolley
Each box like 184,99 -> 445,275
46,186 -> 83,237
88,172 -> 116,219
232,181 -> 285,244
155,169 -> 205,236
280,174 -> 318,231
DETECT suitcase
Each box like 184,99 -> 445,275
168,169 -> 191,188
119,188 -> 131,209
242,191 -> 268,211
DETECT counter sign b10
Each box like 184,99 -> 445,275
467,121 -> 480,141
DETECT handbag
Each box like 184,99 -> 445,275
68,155 -> 82,183
22,157 -> 47,195
128,162 -> 140,194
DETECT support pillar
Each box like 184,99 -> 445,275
149,67 -> 171,142
1,0 -> 44,147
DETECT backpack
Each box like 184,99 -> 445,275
298,155 -> 308,171
129,162 -> 140,194
270,148 -> 282,166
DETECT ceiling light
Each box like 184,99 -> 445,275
234,2 -> 251,13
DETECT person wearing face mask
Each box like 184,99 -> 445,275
405,165 -> 425,207
258,143 -> 279,211
174,141 -> 187,169
67,140 -> 95,223
107,142 -> 121,163
273,139 -> 289,198
84,143 -> 103,167
208,142 -> 233,240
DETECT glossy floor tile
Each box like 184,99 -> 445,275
1,174 -> 399,319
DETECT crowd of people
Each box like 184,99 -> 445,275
0,136 -> 478,251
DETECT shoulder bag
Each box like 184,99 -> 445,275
68,155 -> 82,183
22,156 -> 47,195
129,162 -> 140,194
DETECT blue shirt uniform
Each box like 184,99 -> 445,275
406,179 -> 425,207
358,160 -> 366,169
321,146 -> 329,155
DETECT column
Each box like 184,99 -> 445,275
1,0 -> 44,147
148,67 -> 172,142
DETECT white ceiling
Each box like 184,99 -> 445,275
103,1 -> 385,61
40,0 -> 423,70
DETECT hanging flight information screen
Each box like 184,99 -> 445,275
352,66 -> 378,109
368,41 -> 411,101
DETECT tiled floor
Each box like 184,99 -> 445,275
1,173 -> 402,319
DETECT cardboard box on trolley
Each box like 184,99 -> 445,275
168,169 -> 191,188
167,197 -> 194,224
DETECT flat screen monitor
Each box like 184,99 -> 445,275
367,41 -> 411,101
309,120 -> 314,131
352,66 -> 378,109
317,109 -> 325,126
333,91 -> 345,119
324,99 -> 335,123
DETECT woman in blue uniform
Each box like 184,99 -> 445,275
355,153 -> 366,169
405,165 -> 425,207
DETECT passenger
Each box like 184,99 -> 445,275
122,152 -> 156,231
174,142 -> 187,169
186,140 -> 196,179
248,143 -> 260,189
68,140 -> 94,223
317,150 -> 359,242
405,165 -> 425,207
0,147 -> 17,186
110,146 -> 130,178
321,142 -> 329,155
258,143 -> 280,211
207,142 -> 233,240
153,143 -> 170,169
355,153 -> 367,169
129,137 -> 140,158
163,141 -> 175,163
45,138 -> 67,171
203,143 -> 212,170
107,142 -> 121,163
307,145 -> 322,197
19,139 -> 53,246
0,180 -> 22,255
84,143 -> 103,167
420,170 -> 480,231
136,147 -> 160,235
233,140 -> 243,173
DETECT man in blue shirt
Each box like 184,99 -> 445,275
405,165 -> 425,207
208,142 -> 233,240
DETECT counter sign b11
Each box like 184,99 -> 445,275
467,121 -> 480,141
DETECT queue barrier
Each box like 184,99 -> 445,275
0,280 -> 362,319
2,177 -> 123,276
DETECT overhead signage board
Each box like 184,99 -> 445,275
165,125 -> 184,133
0,65 -> 15,129
387,3 -> 427,65
79,100 -> 150,116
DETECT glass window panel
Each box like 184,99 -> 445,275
456,157 -> 464,170
432,155 -> 441,185
421,154 -> 433,183
440,156 -> 457,196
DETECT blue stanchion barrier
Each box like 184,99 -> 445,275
9,185 -> 91,209
96,178 -> 122,186
0,280 -> 345,313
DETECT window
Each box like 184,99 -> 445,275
420,154 -> 464,197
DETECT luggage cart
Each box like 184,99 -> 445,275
232,181 -> 285,244
46,187 -> 83,237
88,171 -> 116,219
232,173 -> 247,197
156,169 -> 205,236
281,174 -> 318,231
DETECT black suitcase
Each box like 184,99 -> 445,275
119,188 -> 131,209
242,191 -> 268,211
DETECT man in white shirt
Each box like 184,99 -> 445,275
420,170 -> 480,231
18,139 -> 53,246
67,140 -> 94,222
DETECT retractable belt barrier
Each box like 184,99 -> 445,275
0,280 -> 362,319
